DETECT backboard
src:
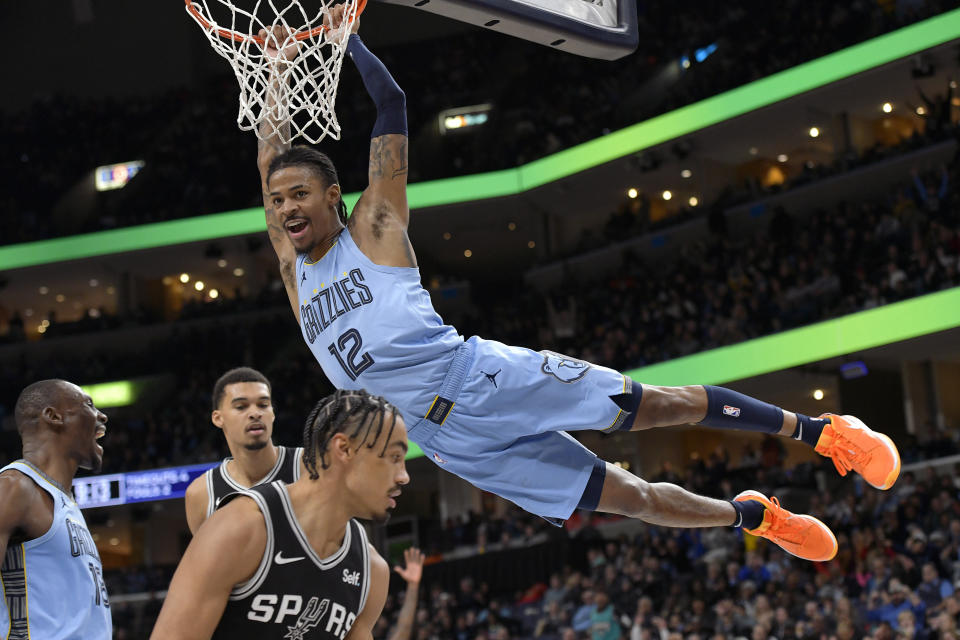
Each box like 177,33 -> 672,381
377,0 -> 639,60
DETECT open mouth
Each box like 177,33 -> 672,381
285,218 -> 309,238
247,423 -> 266,436
94,425 -> 106,453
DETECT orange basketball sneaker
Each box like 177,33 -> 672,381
734,491 -> 838,562
814,414 -> 901,490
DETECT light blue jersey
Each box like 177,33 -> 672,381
296,229 -> 631,520
295,228 -> 463,426
0,461 -> 112,640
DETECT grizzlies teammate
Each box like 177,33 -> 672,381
259,8 -> 900,562
184,367 -> 304,534
151,389 -> 407,639
0,380 -> 112,639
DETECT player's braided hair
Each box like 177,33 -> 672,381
302,389 -> 399,478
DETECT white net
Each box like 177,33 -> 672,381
185,0 -> 364,144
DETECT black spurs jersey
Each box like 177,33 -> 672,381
212,482 -> 372,640
204,446 -> 303,517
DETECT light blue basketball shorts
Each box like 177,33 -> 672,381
404,336 -> 634,521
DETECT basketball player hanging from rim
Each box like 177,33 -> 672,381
259,5 -> 901,562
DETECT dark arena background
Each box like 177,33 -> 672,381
3,1 -> 960,638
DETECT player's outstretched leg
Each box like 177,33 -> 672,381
621,383 -> 900,490
595,462 -> 837,562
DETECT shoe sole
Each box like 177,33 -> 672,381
734,490 -> 838,562
836,415 -> 902,490
871,430 -> 901,490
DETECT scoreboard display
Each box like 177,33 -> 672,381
94,160 -> 144,191
72,462 -> 217,509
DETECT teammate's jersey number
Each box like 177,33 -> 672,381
328,328 -> 374,381
87,562 -> 109,608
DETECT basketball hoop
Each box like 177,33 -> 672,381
185,0 -> 367,144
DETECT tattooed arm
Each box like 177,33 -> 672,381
337,12 -> 415,268
256,26 -> 300,322
347,130 -> 414,267
365,132 -> 409,227
260,133 -> 300,323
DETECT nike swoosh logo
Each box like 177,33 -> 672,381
274,552 -> 306,565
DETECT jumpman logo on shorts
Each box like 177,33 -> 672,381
482,369 -> 501,388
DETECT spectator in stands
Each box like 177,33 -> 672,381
912,164 -> 950,213
572,590 -> 596,633
917,562 -> 954,609
589,592 -> 620,640
868,579 -> 928,628
540,574 -> 567,608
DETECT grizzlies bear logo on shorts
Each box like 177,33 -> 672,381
540,350 -> 591,383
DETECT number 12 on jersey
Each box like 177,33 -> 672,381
328,328 -> 375,381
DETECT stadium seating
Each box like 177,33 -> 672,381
103,446 -> 960,638
0,0 -> 949,246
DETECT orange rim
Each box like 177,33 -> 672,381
185,0 -> 367,45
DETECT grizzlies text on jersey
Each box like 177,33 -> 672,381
0,461 -> 112,640
296,229 -> 462,426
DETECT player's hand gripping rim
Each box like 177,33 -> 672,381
323,3 -> 361,41
258,24 -> 301,61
